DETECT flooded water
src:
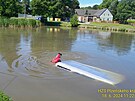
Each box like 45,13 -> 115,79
0,27 -> 135,101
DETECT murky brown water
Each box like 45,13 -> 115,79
0,27 -> 135,101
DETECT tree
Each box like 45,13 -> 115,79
93,4 -> 99,10
99,0 -> 135,24
108,0 -> 119,20
31,0 -> 80,19
31,0 -> 50,17
0,0 -> 21,17
99,0 -> 114,9
22,0 -> 31,15
80,5 -> 99,10
115,0 -> 135,23
70,14 -> 78,27
81,6 -> 92,9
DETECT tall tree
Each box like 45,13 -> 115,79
99,0 -> 114,9
0,0 -> 21,17
99,0 -> 135,23
31,0 -> 79,18
22,0 -> 31,14
31,0 -> 50,17
93,4 -> 99,10
108,0 -> 119,20
116,0 -> 135,23
81,6 -> 92,9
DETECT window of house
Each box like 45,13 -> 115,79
108,14 -> 109,16
107,18 -> 109,21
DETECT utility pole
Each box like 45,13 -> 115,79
24,3 -> 26,18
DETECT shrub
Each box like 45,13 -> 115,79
36,20 -> 42,26
0,17 -> 42,28
3,18 -> 9,27
16,18 -> 41,27
127,19 -> 135,26
0,17 -> 4,27
127,19 -> 135,23
0,17 -> 9,27
70,14 -> 78,27
10,18 -> 18,27
0,91 -> 13,101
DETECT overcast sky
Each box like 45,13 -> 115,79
78,0 -> 102,7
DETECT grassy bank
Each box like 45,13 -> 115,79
60,21 -> 71,27
0,17 -> 41,28
60,21 -> 135,32
0,91 -> 12,101
78,22 -> 135,32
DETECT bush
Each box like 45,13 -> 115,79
0,17 -> 10,27
127,19 -> 135,26
18,18 -> 27,27
127,19 -> 135,23
70,14 -> 78,27
0,91 -> 12,101
0,17 -> 42,28
0,17 -> 4,27
10,18 -> 18,27
36,20 -> 42,26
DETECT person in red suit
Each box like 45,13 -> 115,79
51,53 -> 62,63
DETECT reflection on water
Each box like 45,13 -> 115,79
0,27 -> 135,79
97,32 -> 134,55
77,30 -> 135,55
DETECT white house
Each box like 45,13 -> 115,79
75,8 -> 113,22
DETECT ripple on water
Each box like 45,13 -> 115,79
12,51 -> 88,79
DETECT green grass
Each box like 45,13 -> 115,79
89,22 -> 135,29
59,21 -> 135,32
60,21 -> 71,27
78,22 -> 135,32
60,21 -> 135,29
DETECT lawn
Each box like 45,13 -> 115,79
89,22 -> 135,29
78,22 -> 135,32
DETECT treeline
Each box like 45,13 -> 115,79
0,0 -> 30,17
82,0 -> 135,24
81,5 -> 99,10
0,0 -> 79,19
31,0 -> 79,19
99,0 -> 135,24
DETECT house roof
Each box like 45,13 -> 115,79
94,9 -> 107,17
75,8 -> 107,17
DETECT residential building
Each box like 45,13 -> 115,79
75,8 -> 113,23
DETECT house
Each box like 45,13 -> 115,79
75,8 -> 113,23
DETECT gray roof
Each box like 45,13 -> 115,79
75,8 -> 107,17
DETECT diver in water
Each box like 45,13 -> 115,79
51,53 -> 62,63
